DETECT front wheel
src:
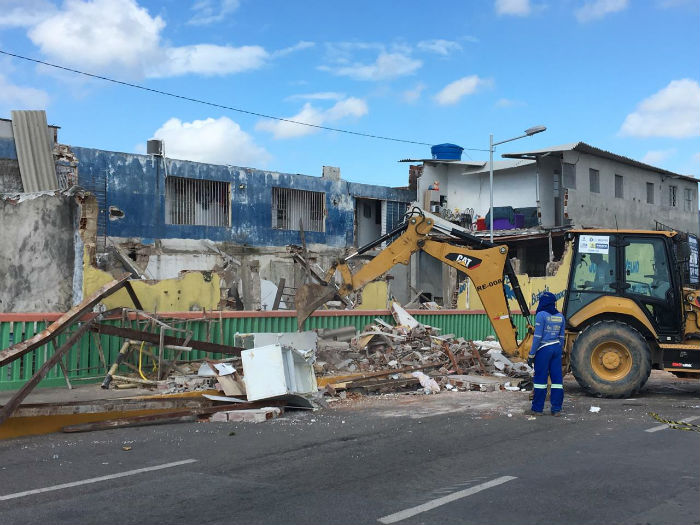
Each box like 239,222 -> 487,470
571,320 -> 651,398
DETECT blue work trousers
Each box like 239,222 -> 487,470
531,343 -> 564,413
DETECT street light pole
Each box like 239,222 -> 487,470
488,125 -> 547,243
489,133 -> 494,243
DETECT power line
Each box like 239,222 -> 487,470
2,49 -> 459,148
1,49 -> 491,153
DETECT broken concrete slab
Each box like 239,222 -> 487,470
390,301 -> 420,330
211,407 -> 282,423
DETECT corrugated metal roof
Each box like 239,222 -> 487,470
11,110 -> 57,192
502,141 -> 698,183
460,159 -> 535,174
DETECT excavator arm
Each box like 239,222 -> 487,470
296,212 -> 534,359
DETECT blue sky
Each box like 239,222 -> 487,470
0,0 -> 698,187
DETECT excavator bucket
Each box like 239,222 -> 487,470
295,283 -> 338,330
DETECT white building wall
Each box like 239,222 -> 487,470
419,163 -> 538,219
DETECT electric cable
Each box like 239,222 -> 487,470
0,49 -> 484,150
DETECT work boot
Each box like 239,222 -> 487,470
551,411 -> 561,417
523,409 -> 542,416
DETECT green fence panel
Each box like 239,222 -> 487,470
0,311 -> 528,391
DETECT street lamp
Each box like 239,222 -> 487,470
489,125 -> 547,242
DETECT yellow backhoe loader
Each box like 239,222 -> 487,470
296,208 -> 700,398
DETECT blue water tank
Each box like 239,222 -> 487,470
431,143 -> 463,160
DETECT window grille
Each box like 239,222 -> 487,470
669,186 -> 677,207
271,187 -> 326,232
165,176 -> 230,227
386,201 -> 409,233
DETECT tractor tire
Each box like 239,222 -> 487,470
571,320 -> 651,398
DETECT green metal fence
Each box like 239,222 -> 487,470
0,311 -> 527,391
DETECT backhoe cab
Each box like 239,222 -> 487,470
564,229 -> 700,397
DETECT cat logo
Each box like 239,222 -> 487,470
445,253 -> 482,269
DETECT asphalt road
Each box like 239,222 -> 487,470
1,371 -> 699,525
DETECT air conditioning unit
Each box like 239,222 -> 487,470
147,139 -> 164,156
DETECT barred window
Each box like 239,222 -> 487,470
165,176 -> 230,227
272,187 -> 326,232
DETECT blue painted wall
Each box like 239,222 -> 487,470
0,138 -> 18,159
72,147 -> 415,248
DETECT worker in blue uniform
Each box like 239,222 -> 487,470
525,291 -> 566,417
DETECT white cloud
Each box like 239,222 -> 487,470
23,0 -> 291,79
575,0 -> 628,22
321,52 -> 422,81
187,0 -> 240,26
417,40 -> 462,56
273,41 -> 315,58
152,44 -> 269,77
286,92 -> 346,101
435,76 -> 490,105
152,117 -> 270,167
641,149 -> 676,165
0,74 -> 50,109
256,97 -> 368,139
402,83 -> 426,103
28,0 -> 165,77
0,0 -> 56,28
495,0 -> 532,16
619,79 -> 700,138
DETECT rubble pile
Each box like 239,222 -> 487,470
314,302 -> 532,395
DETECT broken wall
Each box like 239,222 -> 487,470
0,192 -> 79,312
72,146 -> 415,311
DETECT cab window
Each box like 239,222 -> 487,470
624,238 -> 671,300
571,250 -> 616,293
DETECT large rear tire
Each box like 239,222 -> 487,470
571,320 -> 651,398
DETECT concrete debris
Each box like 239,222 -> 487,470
590,406 -> 601,413
315,314 -> 531,396
209,407 -> 282,423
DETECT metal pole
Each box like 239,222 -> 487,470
489,133 -> 494,243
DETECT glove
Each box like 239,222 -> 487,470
527,356 -> 535,367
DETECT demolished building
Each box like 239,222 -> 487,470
1,111 -> 415,314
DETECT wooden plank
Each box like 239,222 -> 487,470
90,324 -> 243,355
0,276 -> 130,367
124,281 -> 143,310
272,278 -> 285,310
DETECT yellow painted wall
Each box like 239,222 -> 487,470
355,280 -> 388,310
458,245 -> 573,313
82,249 -> 221,311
